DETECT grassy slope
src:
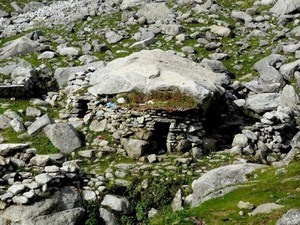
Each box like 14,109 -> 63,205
150,161 -> 300,225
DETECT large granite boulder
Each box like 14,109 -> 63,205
0,187 -> 84,225
191,163 -> 265,206
276,209 -> 300,225
44,123 -> 82,154
270,0 -> 300,15
89,49 -> 230,111
0,36 -> 47,60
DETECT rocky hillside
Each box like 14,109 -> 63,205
0,0 -> 299,225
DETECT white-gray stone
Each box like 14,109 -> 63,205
101,194 -> 132,214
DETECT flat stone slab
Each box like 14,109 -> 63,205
0,143 -> 29,156
191,163 -> 266,207
89,49 -> 230,111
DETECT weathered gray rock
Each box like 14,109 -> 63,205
279,85 -> 300,112
27,114 -> 54,135
270,0 -> 300,15
250,203 -> 284,216
171,189 -> 183,211
54,61 -> 104,88
89,49 -> 229,111
99,207 -> 119,225
30,155 -> 52,166
276,209 -> 300,225
101,194 -> 132,214
137,3 -> 174,24
0,115 -> 11,130
280,60 -> 300,81
210,25 -> 231,37
0,36 -> 46,60
231,10 -> 252,23
105,31 -> 123,44
57,44 -> 79,57
10,118 -> 25,132
44,123 -> 82,154
121,138 -> 148,159
0,187 -> 83,225
8,184 -> 27,195
191,163 -> 265,206
89,119 -> 107,132
232,133 -> 248,147
0,143 -> 29,156
245,93 -> 280,113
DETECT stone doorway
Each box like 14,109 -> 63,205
153,122 -> 170,154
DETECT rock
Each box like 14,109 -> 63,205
130,37 -> 156,48
89,119 -> 107,132
105,31 -> 123,44
99,207 -> 119,225
89,49 -> 229,111
245,93 -> 280,113
270,0 -> 300,15
27,114 -> 54,136
0,9 -> 9,18
26,107 -> 42,117
161,24 -> 185,36
8,184 -> 27,195
249,203 -> 284,216
57,44 -> 79,57
121,138 -> 148,159
82,190 -> 96,201
12,196 -> 29,205
0,143 -> 29,156
101,194 -> 132,214
54,61 -> 104,88
44,123 -> 82,154
276,209 -> 300,225
35,173 -> 52,185
171,189 -> 183,211
0,186 -> 83,224
78,150 -> 95,158
38,51 -> 56,60
148,208 -> 158,218
237,201 -> 255,210
30,208 -> 85,225
147,154 -> 157,163
137,3 -> 174,24
279,85 -> 300,112
191,163 -> 265,206
0,36 -> 46,60
175,139 -> 191,152
30,155 -> 52,167
0,115 -> 11,130
231,10 -> 252,23
10,118 -> 25,132
280,60 -> 300,81
253,54 -> 286,86
232,134 -> 248,147
210,25 -> 232,37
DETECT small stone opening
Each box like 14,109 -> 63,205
153,122 -> 170,154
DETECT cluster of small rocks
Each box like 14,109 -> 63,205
0,143 -> 82,207
231,106 -> 297,164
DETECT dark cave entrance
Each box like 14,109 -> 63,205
153,122 -> 170,154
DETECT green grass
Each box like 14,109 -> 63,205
1,127 -> 59,155
150,161 -> 300,225
0,98 -> 30,114
113,89 -> 199,111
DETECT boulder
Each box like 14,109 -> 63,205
191,163 -> 265,206
99,208 -> 119,225
245,93 -> 280,113
44,123 -> 82,154
279,85 -> 300,112
0,114 -> 11,130
101,194 -> 132,214
137,3 -> 174,24
270,0 -> 300,15
0,187 -> 83,225
54,61 -> 104,88
27,114 -> 54,135
121,138 -> 148,159
276,209 -> 300,225
0,36 -> 46,60
89,49 -> 230,112
249,203 -> 284,216
210,25 -> 232,37
0,143 -> 29,156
